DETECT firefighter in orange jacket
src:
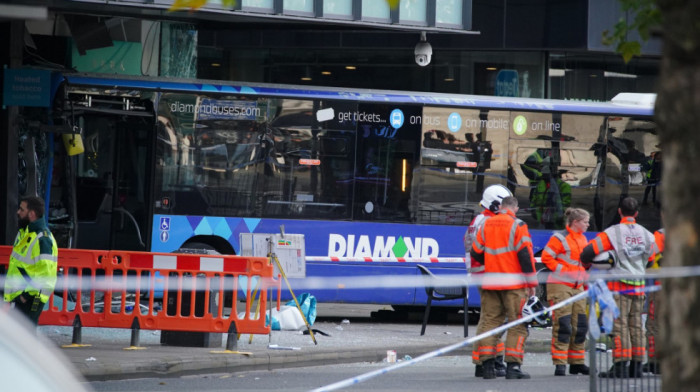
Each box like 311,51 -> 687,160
464,184 -> 512,378
580,197 -> 655,379
471,196 -> 538,379
643,227 -> 663,374
541,208 -> 591,376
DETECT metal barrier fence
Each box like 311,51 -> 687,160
0,246 -> 280,350
590,339 -> 662,392
588,286 -> 661,392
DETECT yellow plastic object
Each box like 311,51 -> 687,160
585,302 -> 601,318
62,133 -> 84,156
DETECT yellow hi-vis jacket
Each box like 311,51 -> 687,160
3,218 -> 58,304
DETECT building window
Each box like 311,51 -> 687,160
323,0 -> 353,19
242,0 -> 274,12
362,0 -> 390,22
284,0 -> 314,15
548,53 -> 659,101
399,0 -> 428,25
436,0 -> 462,27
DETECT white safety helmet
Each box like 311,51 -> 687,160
521,296 -> 549,326
590,250 -> 618,270
480,184 -> 513,213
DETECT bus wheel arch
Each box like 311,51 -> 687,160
177,235 -> 235,255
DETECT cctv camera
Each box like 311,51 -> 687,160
414,32 -> 432,67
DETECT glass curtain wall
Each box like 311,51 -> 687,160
548,53 -> 659,101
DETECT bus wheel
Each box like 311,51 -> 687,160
177,242 -> 220,255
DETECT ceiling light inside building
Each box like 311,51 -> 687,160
345,65 -> 356,70
604,71 -> 637,79
301,66 -> 313,81
444,66 -> 455,82
549,68 -> 565,77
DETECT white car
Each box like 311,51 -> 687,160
0,308 -> 90,392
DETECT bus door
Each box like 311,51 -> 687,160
63,90 -> 154,251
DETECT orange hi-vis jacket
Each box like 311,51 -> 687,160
649,228 -> 664,285
653,229 -> 664,259
541,226 -> 588,288
471,209 -> 537,290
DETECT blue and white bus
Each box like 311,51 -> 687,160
45,73 -> 659,310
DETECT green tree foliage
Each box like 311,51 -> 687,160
602,0 -> 662,63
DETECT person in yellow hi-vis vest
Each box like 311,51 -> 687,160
3,196 -> 58,325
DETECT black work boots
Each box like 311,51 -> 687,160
628,361 -> 644,378
642,362 -> 661,374
599,361 -> 649,378
599,361 -> 628,378
554,364 -> 566,376
505,362 -> 531,379
555,363 -> 589,376
569,364 -> 590,375
482,359 -> 496,379
477,356 -> 506,378
494,356 -> 507,377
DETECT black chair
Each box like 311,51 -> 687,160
417,264 -> 468,337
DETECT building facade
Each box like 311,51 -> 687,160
0,0 -> 661,244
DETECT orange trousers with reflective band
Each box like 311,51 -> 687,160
475,288 -> 529,364
612,294 -> 646,362
472,288 -> 505,364
645,289 -> 659,362
547,283 -> 587,365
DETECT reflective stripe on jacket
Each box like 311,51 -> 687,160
541,226 -> 587,288
471,209 -> 537,290
3,219 -> 58,304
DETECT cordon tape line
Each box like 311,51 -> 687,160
0,267 -> 693,293
305,257 -> 466,263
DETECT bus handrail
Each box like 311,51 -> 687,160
113,207 -> 146,248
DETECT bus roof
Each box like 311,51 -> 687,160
62,73 -> 655,117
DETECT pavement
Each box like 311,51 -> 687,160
39,304 -> 553,381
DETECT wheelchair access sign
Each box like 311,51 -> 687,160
159,217 -> 170,242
